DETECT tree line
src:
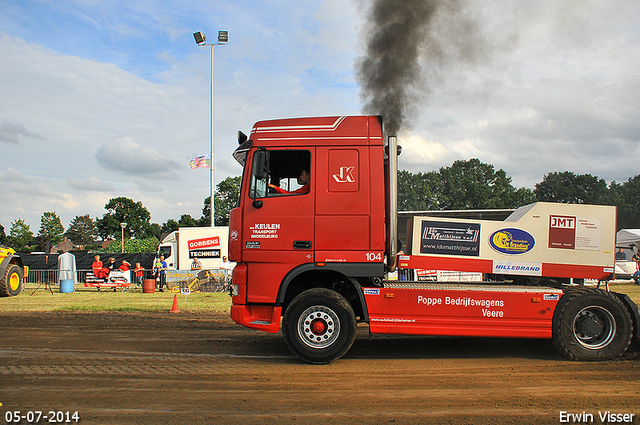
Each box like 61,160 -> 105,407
398,158 -> 640,230
0,176 -> 240,253
3,160 -> 640,252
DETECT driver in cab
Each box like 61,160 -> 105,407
268,168 -> 310,194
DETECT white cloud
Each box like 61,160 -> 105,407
0,120 -> 45,144
397,133 -> 449,169
66,176 -> 114,192
0,169 -> 106,229
95,136 -> 180,178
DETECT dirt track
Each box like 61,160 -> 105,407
0,311 -> 638,425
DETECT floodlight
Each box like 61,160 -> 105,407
193,32 -> 207,45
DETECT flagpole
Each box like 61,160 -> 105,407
210,43 -> 215,227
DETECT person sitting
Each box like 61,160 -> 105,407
92,255 -> 109,279
105,257 -> 116,275
268,169 -> 310,194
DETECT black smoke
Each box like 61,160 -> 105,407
356,0 -> 487,136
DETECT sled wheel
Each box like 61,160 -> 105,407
553,289 -> 633,361
282,288 -> 357,364
0,264 -> 23,297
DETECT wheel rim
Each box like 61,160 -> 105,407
573,305 -> 616,350
9,272 -> 20,291
298,305 -> 340,349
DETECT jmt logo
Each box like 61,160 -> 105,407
550,216 -> 575,229
333,166 -> 355,183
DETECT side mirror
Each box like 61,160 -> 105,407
252,150 -> 267,180
251,149 -> 266,209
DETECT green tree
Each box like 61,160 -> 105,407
215,176 -> 241,226
96,197 -> 152,239
65,214 -> 97,246
149,223 -> 162,240
510,187 -> 539,209
161,219 -> 180,234
178,214 -> 199,227
0,223 -> 6,245
398,160 -> 535,212
534,172 -> 610,205
6,219 -> 34,251
398,170 -> 440,211
437,159 -> 536,210
201,197 -> 212,226
35,211 -> 65,252
201,176 -> 241,226
161,215 -> 199,235
615,175 -> 640,229
103,236 -> 159,253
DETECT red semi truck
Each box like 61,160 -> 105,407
228,115 -> 639,363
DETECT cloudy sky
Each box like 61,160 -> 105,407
1,0 -> 639,234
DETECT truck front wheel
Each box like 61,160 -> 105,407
282,288 -> 357,364
552,289 -> 633,361
0,264 -> 24,297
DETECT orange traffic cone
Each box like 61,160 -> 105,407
170,294 -> 180,313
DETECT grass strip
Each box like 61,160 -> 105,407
2,285 -> 231,314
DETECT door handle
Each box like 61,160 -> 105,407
293,241 -> 312,249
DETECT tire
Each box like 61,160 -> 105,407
552,289 -> 633,361
282,288 -> 357,364
0,264 -> 24,297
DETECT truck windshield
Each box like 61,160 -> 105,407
158,246 -> 171,259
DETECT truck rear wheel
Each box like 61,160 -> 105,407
0,264 -> 23,297
282,288 -> 357,364
552,289 -> 633,361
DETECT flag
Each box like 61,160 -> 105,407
190,153 -> 211,170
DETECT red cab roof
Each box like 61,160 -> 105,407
250,115 -> 384,147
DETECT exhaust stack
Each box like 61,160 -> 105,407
387,135 -> 399,272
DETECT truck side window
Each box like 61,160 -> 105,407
249,150 -> 311,199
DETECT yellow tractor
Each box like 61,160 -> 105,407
0,245 -> 27,297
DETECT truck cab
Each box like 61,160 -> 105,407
229,116 -> 387,331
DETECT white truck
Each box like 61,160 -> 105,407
157,227 -> 229,270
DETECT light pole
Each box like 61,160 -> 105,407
194,30 -> 228,227
120,223 -> 127,254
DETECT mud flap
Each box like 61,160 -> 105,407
231,304 -> 282,333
